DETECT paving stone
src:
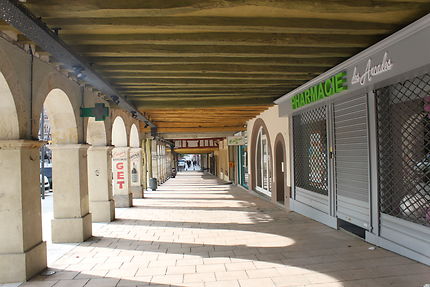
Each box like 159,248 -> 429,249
21,173 -> 430,287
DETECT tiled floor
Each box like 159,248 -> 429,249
19,172 -> 430,286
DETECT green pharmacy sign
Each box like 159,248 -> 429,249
291,71 -> 347,110
80,103 -> 109,121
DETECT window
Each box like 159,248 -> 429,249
376,74 -> 430,226
293,106 -> 328,195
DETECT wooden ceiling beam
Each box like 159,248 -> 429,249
104,72 -> 316,80
128,95 -> 277,101
89,56 -> 343,67
142,126 -> 247,133
59,32 -> 382,48
134,98 -> 274,109
140,106 -> 270,111
96,64 -> 325,73
151,122 -> 247,128
122,91 -> 289,97
72,43 -> 359,57
42,16 -> 397,35
120,87 -> 288,93
111,78 -> 304,85
127,94 -> 278,99
26,0 -> 430,20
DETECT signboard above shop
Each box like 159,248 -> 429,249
227,136 -> 246,146
291,71 -> 347,110
275,15 -> 430,117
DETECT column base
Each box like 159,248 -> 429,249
90,200 -> 115,222
114,193 -> 133,207
0,241 -> 47,283
130,185 -> 143,199
51,213 -> 92,243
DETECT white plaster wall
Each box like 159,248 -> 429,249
247,105 -> 291,187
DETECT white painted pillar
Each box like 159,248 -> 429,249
130,147 -> 143,198
50,144 -> 92,243
0,140 -> 47,283
87,146 -> 115,222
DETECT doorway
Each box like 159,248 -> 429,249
275,139 -> 285,204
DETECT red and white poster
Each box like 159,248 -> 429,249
112,148 -> 128,192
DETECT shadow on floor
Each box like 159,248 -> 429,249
26,172 -> 430,287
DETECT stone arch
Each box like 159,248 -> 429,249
87,118 -> 107,146
129,124 -> 140,148
112,116 -> 128,147
43,88 -> 78,144
274,133 -> 288,203
0,71 -> 19,140
33,70 -> 82,142
250,118 -> 273,193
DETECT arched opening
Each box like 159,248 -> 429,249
130,124 -> 140,148
43,89 -> 78,144
275,134 -> 286,204
250,119 -> 272,197
0,72 -> 19,139
87,117 -> 107,146
129,124 -> 143,197
112,116 -> 127,147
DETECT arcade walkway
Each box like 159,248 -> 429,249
18,173 -> 430,287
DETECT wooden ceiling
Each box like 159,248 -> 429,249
9,1 -> 430,134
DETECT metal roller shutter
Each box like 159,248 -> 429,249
334,94 -> 370,229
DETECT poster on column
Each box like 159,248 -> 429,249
112,149 -> 128,191
130,149 -> 141,186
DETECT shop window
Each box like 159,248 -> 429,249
293,106 -> 328,195
376,74 -> 430,226
255,127 -> 271,196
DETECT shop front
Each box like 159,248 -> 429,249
275,14 -> 430,265
228,134 -> 249,189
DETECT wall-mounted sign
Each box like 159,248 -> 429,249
227,136 -> 246,146
291,71 -> 347,110
112,149 -> 128,190
130,149 -> 141,186
351,52 -> 393,86
173,138 -> 223,149
80,103 -> 109,121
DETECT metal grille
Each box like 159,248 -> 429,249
293,106 -> 328,195
376,74 -> 430,227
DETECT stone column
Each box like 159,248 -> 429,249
112,147 -> 132,207
151,140 -> 159,184
87,146 -> 115,222
0,140 -> 47,283
130,147 -> 143,198
146,139 -> 152,180
142,140 -> 148,192
50,144 -> 92,243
